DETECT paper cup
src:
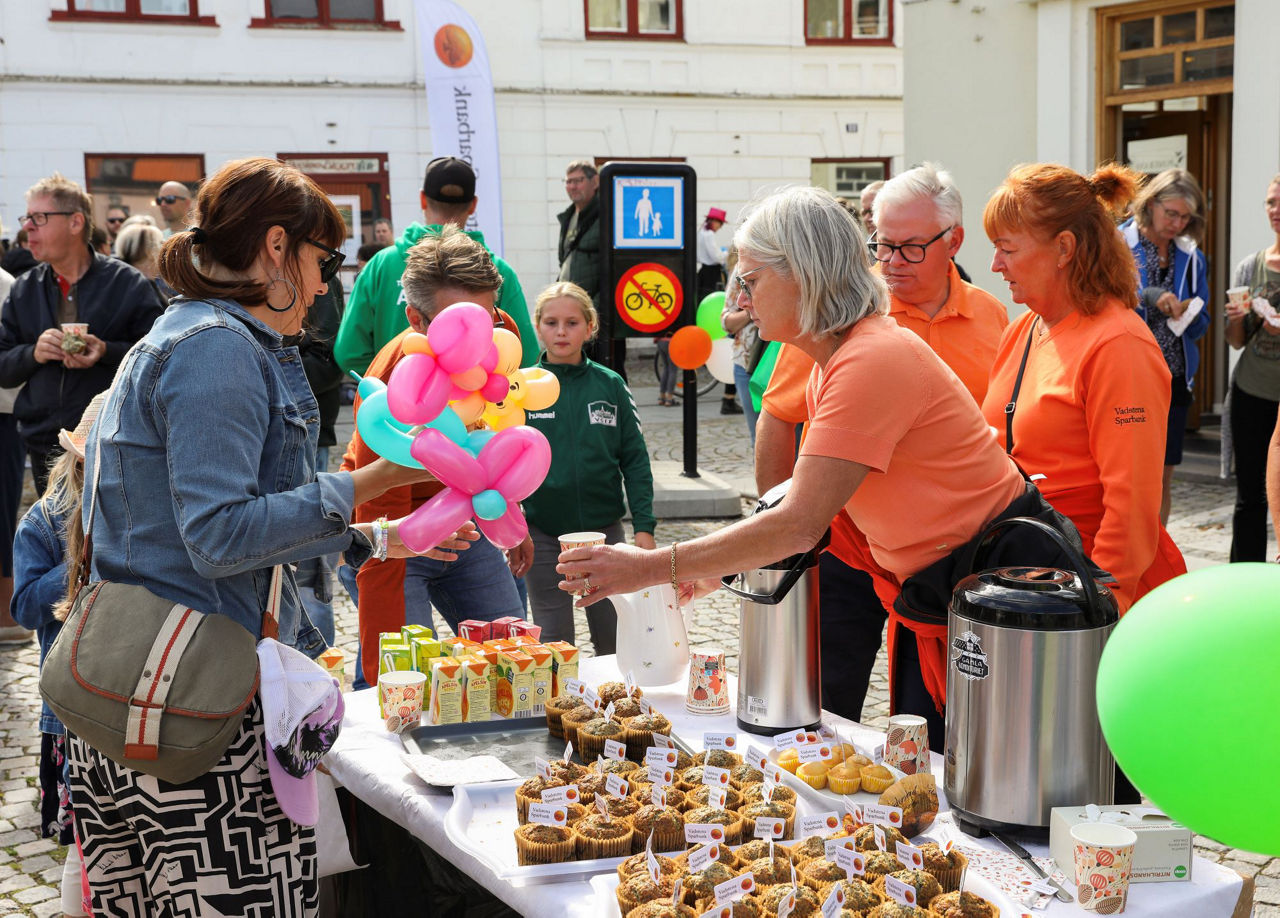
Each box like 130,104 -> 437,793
687,647 -> 730,714
379,670 -> 427,732
60,323 -> 89,354
1227,285 -> 1251,307
1072,821 -> 1136,913
559,531 -> 606,594
884,714 -> 930,775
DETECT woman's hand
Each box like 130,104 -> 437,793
557,542 -> 659,607
384,519 -> 479,561
676,577 -> 723,606
1224,296 -> 1251,321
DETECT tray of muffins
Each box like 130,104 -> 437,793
764,739 -> 913,813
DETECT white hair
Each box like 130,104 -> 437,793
733,186 -> 888,338
114,223 -> 163,269
873,162 -> 963,229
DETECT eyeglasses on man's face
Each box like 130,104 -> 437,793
306,239 -> 346,284
18,211 -> 74,228
155,195 -> 187,206
867,226 -> 953,264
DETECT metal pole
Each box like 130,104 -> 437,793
682,368 -> 699,478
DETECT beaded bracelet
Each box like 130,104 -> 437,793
373,516 -> 389,562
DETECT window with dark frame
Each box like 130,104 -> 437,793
805,0 -> 892,44
51,0 -> 216,25
251,0 -> 401,29
585,0 -> 683,41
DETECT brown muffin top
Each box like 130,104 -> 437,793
618,851 -> 681,880
730,763 -> 764,785
741,783 -> 797,806
759,883 -> 821,914
800,857 -> 848,883
838,877 -> 882,910
625,712 -> 672,732
619,872 -> 677,904
580,718 -> 624,738
685,785 -> 744,810
611,697 -> 644,719
867,904 -> 930,918
596,758 -> 641,776
684,859 -> 735,897
548,694 -> 588,713
917,842 -> 963,872
602,795 -> 642,819
684,806 -> 738,827
886,869 -> 943,906
693,749 -> 742,769
597,681 -> 641,704
855,824 -> 904,853
863,850 -> 901,877
562,706 -> 599,726
517,775 -> 564,797
927,890 -> 997,918
574,813 -> 632,840
631,804 -> 684,835
741,801 -> 792,820
515,823 -> 572,844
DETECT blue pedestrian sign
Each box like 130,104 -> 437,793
612,175 -> 684,250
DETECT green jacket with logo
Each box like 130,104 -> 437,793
522,354 -> 656,536
333,222 -> 537,376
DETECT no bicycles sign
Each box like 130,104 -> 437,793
614,262 -> 683,333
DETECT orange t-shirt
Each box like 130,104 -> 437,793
801,315 -> 1025,581
981,301 -> 1179,608
888,262 -> 1009,405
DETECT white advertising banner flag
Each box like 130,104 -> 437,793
414,0 -> 504,256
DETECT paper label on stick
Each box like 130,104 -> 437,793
706,785 -> 728,809
646,836 -> 660,883
637,696 -> 654,715
701,765 -> 731,787
651,784 -> 667,808
1029,879 -> 1059,896
797,742 -> 834,764
872,743 -> 884,765
748,746 -> 770,771
651,732 -> 674,749
647,765 -> 675,786
595,794 -> 611,821
703,732 -> 737,752
583,687 -> 601,710
844,798 -> 863,824
753,816 -> 786,840
834,847 -> 865,879
602,701 -> 616,722
874,825 -> 887,852
672,878 -> 683,908
822,881 -> 846,918
605,774 -> 629,798
761,778 -> 776,804
534,756 -> 551,780
799,812 -> 841,838
685,823 -> 726,844
564,740 -> 574,763
818,722 -> 837,742
527,802 -> 567,826
884,874 -> 917,907
625,671 -> 637,697
896,840 -> 925,870
564,678 -> 585,697
603,739 -> 626,760
864,803 -> 905,830
699,905 -> 732,918
713,873 -> 755,905
540,785 -> 578,805
689,843 -> 720,872
774,730 -> 802,751
826,840 -> 858,863
777,888 -> 797,918
646,747 -> 679,767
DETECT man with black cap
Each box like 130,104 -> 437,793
334,156 -> 536,376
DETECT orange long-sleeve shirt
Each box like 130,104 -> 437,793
980,300 -> 1185,609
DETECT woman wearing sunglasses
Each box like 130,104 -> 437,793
65,158 -> 467,915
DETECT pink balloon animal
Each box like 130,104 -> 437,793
398,424 -> 552,552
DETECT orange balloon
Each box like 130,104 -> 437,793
402,332 -> 433,355
669,326 -> 713,370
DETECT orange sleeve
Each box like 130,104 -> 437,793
1077,330 -> 1171,604
761,344 -> 815,425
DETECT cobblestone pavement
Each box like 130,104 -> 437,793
0,352 -> 1271,914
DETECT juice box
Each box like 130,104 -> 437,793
410,636 -> 442,673
496,650 -> 535,717
490,616 -> 524,639
317,647 -> 345,685
522,644 -> 553,717
473,647 -> 503,715
457,620 -> 493,643
459,655 -> 492,723
483,638 -> 518,652
509,634 -> 539,647
378,642 -> 414,677
441,636 -> 481,658
509,621 -> 543,642
546,641 -> 580,698
380,632 -> 406,653
429,658 -> 463,725
401,623 -> 433,643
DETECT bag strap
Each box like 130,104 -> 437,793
1003,317 -> 1039,456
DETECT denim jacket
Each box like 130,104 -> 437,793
12,502 -> 69,735
84,297 -> 368,655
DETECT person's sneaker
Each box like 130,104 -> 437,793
0,626 -> 33,645
720,399 -> 744,415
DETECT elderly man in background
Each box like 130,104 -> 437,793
859,180 -> 885,238
154,180 -> 192,237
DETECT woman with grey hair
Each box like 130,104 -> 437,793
558,186 -> 1085,747
114,222 -> 164,279
1119,168 -> 1210,524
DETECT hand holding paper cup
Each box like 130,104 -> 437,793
61,323 -> 89,355
559,531 -> 605,595
1072,821 -> 1136,913
1225,286 -> 1252,320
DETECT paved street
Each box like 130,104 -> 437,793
0,349 -> 1273,914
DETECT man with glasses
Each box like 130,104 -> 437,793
105,205 -> 128,246
334,156 -> 536,376
155,180 -> 192,237
0,173 -> 164,495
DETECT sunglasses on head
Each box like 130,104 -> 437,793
306,239 -> 346,284
155,195 -> 186,205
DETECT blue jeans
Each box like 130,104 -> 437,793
733,362 -> 760,447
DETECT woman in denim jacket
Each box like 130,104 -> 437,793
67,158 -> 470,916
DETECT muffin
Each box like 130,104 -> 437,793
625,903 -> 696,918
730,762 -> 764,788
561,705 -> 600,750
513,823 -> 575,865
859,765 -> 895,794
637,783 -> 687,812
777,749 -> 800,773
758,882 -> 821,916
575,771 -> 609,804
616,871 -> 679,915
873,870 -> 943,909
669,748 -> 695,771
618,850 -> 682,881
547,757 -> 589,784
597,681 -> 641,704
680,841 -> 738,871
677,766 -> 711,791
927,890 -> 998,918
611,696 -> 645,720
787,835 -> 829,863
578,717 -> 627,762
545,693 -> 588,738
683,806 -> 743,845
917,843 -> 968,892
734,838 -> 779,863
867,904 -> 930,918
741,783 -> 797,808
684,784 -> 743,812
796,761 -> 831,790
624,712 -> 673,759
826,761 -> 863,795
629,803 -> 686,853
854,824 -> 904,854
740,801 -> 796,841
745,853 -> 794,887
602,794 -> 642,822
862,850 -> 901,882
572,812 -> 635,859
694,749 -> 743,769
826,877 -> 884,913
797,855 -> 848,891
845,753 -> 874,770
596,757 -> 642,777
515,775 -> 565,824
682,859 -> 736,905
693,895 -> 762,918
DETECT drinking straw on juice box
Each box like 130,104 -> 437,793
401,623 -> 433,643
509,621 -> 543,641
429,658 -> 463,725
410,636 -> 442,673
378,642 -> 413,677
457,620 -> 493,642
459,655 -> 492,723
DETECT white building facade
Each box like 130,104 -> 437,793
1,0 -> 906,304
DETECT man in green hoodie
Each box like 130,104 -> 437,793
334,156 -> 537,375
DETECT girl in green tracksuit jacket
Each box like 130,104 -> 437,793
522,282 -> 657,654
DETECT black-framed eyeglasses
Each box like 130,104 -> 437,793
18,211 -> 74,227
155,195 -> 187,205
867,226 -> 953,264
106,217 -> 126,225
306,239 -> 346,284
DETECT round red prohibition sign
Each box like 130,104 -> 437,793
614,263 -> 683,333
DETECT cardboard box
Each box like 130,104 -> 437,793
317,647 -> 345,684
379,632 -> 405,653
409,636 -> 442,673
429,658 -> 463,725
441,636 -> 481,658
456,620 -> 492,642
378,642 -> 413,677
522,644 -> 553,717
458,656 -> 492,722
546,641 -> 580,698
472,647 -> 502,715
400,624 -> 433,643
496,650 -> 535,717
483,638 -> 518,652
1050,806 -> 1192,883
509,621 -> 543,641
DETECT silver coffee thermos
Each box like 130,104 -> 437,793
721,481 -> 828,736
944,517 -> 1119,836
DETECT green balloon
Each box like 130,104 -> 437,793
1096,563 -> 1280,855
696,292 -> 727,340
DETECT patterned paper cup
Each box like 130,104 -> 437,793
884,714 -> 930,775
1227,285 -> 1251,307
687,647 -> 730,714
1072,822 -> 1136,913
559,531 -> 606,594
379,670 -> 427,732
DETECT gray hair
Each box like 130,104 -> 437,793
565,159 -> 597,179
873,162 -> 963,229
733,186 -> 888,339
1131,168 -> 1205,245
114,223 -> 163,269
121,214 -> 157,229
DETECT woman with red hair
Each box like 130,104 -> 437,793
981,163 -> 1186,614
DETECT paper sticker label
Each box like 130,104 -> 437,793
872,744 -> 885,765
701,765 -> 731,787
651,732 -> 675,749
540,785 -> 579,805
864,803 -> 905,830
637,696 -> 653,715
604,738 -> 626,760
646,747 -> 679,767
951,629 -> 991,681
837,848 -> 865,879
844,798 -> 863,824
746,694 -> 768,715
1029,879 -> 1059,895
884,874 -> 917,907
753,816 -> 786,840
748,746 -> 770,771
534,756 -> 551,780
799,812 -> 841,838
703,732 -> 737,751
942,839 -> 956,856
822,881 -> 846,918
672,878 -> 683,908
825,838 -> 854,860
651,784 -> 667,808
707,785 -> 728,809
527,802 -> 567,826
797,742 -> 834,764
605,774 -> 629,798
583,687 -> 601,709
713,873 -> 755,905
774,731 -> 801,751
647,765 -> 675,786
685,824 -> 726,844
896,840 -> 925,870
689,843 -> 721,872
